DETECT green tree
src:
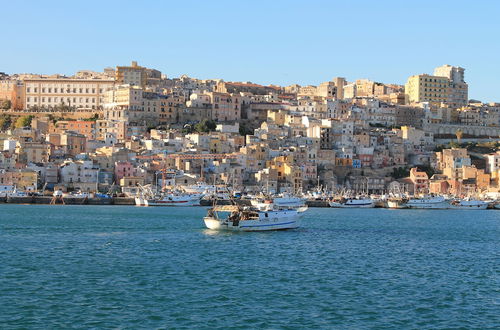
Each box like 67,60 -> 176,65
0,114 -> 12,131
83,113 -> 99,121
15,115 -> 34,128
194,119 -> 216,133
391,167 -> 409,179
0,99 -> 11,110
239,122 -> 254,136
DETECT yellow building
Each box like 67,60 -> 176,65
266,155 -> 303,193
16,141 -> 50,164
116,61 -> 146,88
405,74 -> 449,104
0,169 -> 39,190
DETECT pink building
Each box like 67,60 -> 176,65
114,161 -> 135,182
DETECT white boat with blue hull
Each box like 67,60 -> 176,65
203,205 -> 302,231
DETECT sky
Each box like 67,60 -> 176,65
1,0 -> 499,102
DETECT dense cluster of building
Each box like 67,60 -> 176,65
1,62 -> 500,196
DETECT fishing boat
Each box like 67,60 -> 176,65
273,193 -> 307,208
203,205 -> 302,231
387,197 -> 408,209
329,196 -> 375,208
388,195 -> 449,209
250,193 -> 308,213
449,199 -> 489,209
135,191 -> 203,206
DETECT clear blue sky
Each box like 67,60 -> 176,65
2,0 -> 499,102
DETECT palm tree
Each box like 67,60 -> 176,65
455,129 -> 463,144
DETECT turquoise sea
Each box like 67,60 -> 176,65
0,205 -> 499,329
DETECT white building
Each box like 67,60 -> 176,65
24,76 -> 115,109
486,151 -> 500,174
59,160 -> 99,186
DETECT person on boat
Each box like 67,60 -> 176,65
229,211 -> 238,221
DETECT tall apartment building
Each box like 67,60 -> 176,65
23,76 -> 114,110
405,74 -> 449,105
405,65 -> 468,108
433,64 -> 468,107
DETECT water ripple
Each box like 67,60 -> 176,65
0,205 -> 498,328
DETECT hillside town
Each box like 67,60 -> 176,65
1,62 -> 500,199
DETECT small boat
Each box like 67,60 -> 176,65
329,197 -> 375,208
203,205 -> 302,231
449,199 -> 488,209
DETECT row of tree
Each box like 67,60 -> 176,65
0,114 -> 34,131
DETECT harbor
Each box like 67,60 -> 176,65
2,193 -> 500,209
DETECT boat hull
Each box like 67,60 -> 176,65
387,200 -> 408,209
329,200 -> 375,208
204,210 -> 301,231
135,195 -> 202,206
405,201 -> 449,209
449,201 -> 488,209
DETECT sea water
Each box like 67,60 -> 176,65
0,205 -> 498,329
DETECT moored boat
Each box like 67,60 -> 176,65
135,192 -> 203,206
388,195 -> 449,209
449,199 -> 489,209
273,194 -> 307,208
387,197 -> 408,209
329,197 -> 375,208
